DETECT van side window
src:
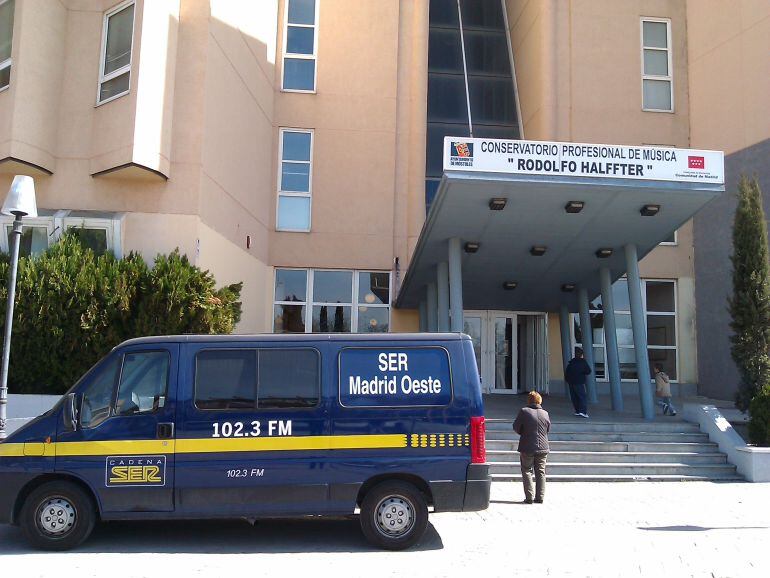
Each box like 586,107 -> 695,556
115,351 -> 170,416
195,350 -> 257,410
80,355 -> 121,428
258,349 -> 320,408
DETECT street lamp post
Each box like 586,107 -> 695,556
0,176 -> 37,439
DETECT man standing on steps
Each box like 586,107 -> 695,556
513,391 -> 551,504
565,347 -> 591,418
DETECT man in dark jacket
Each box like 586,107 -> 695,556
513,391 -> 551,504
565,347 -> 591,418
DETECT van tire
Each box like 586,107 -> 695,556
20,481 -> 96,551
359,481 -> 428,550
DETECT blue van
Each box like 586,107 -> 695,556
0,333 -> 489,550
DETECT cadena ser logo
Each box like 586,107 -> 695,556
688,155 -> 705,169
106,455 -> 166,487
450,141 -> 474,167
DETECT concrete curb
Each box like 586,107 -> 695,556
683,403 -> 770,482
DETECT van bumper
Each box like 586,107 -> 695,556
430,464 -> 490,512
462,463 -> 490,511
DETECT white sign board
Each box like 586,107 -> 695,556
443,137 -> 724,184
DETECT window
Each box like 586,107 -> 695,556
274,268 -> 391,333
63,212 -> 121,256
572,279 -> 678,381
258,349 -> 319,408
660,230 -> 677,245
0,0 -> 14,91
277,129 -> 313,231
641,19 -> 673,112
195,350 -> 257,410
80,355 -> 121,428
115,351 -> 170,416
0,217 -> 54,257
194,348 -> 319,410
98,1 -> 135,105
0,210 -> 123,258
282,0 -> 318,91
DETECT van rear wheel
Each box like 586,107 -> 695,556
20,481 -> 96,551
359,481 -> 428,550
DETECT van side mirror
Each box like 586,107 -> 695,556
63,393 -> 80,432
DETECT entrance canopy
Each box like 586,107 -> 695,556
397,138 -> 724,312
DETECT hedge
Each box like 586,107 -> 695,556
0,233 -> 242,394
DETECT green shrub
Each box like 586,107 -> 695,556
748,388 -> 770,446
0,233 -> 242,394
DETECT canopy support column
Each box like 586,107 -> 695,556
578,286 -> 599,404
426,282 -> 438,332
437,261 -> 450,332
418,300 -> 427,332
625,243 -> 655,420
559,304 -> 571,397
448,238 -> 464,332
600,267 -> 623,411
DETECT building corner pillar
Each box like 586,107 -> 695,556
426,282 -> 438,332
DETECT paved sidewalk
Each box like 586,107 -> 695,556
0,482 -> 766,577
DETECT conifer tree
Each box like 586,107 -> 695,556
729,176 -> 770,412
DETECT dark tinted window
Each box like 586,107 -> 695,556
463,31 -> 510,75
429,0 -> 459,27
460,0 -> 505,29
428,28 -> 463,73
427,74 -> 469,123
467,75 -> 517,124
258,349 -> 320,408
195,350 -> 256,410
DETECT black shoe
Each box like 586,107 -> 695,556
534,498 -> 544,504
524,499 -> 533,504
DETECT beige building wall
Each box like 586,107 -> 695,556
0,0 -> 276,333
507,0 -> 697,384
686,0 -> 770,154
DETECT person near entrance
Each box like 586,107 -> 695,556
513,391 -> 551,504
654,364 -> 677,416
565,347 -> 591,418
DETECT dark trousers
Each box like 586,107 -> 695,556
520,452 -> 547,502
568,382 -> 587,414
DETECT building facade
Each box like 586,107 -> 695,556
0,0 -> 765,404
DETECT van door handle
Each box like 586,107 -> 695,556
157,422 -> 174,439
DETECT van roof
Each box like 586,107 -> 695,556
116,333 -> 469,348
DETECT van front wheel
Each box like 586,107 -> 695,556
20,481 -> 96,551
359,481 -> 428,550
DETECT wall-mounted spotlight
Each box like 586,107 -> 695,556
502,281 -> 518,290
595,248 -> 613,258
640,204 -> 660,216
565,201 -> 585,214
530,246 -> 547,256
489,198 -> 507,211
561,283 -> 576,292
464,242 -> 480,253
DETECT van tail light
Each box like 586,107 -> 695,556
470,416 -> 486,464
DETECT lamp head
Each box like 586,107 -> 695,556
2,176 -> 37,218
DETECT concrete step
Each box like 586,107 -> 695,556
491,473 -> 745,483
486,450 -> 728,464
486,419 -> 700,434
487,431 -> 710,443
486,440 -> 719,453
488,461 -> 737,477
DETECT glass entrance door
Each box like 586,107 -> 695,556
491,313 -> 516,393
464,311 -> 548,394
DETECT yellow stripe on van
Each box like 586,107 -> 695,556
55,439 -> 175,456
176,434 -> 407,454
1,434 -> 408,458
